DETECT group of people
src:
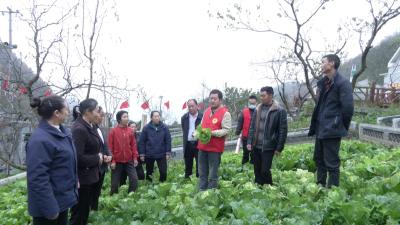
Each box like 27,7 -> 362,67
26,98 -> 172,225
26,53 -> 353,225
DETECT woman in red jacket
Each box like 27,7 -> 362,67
108,110 -> 139,194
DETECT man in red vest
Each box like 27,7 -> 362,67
235,95 -> 258,165
197,89 -> 232,191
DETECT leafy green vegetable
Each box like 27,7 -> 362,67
196,125 -> 212,144
1,140 -> 399,224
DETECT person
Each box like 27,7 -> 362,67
108,111 -> 139,194
181,99 -> 203,178
247,86 -> 288,185
129,121 -> 145,180
139,111 -> 172,182
119,121 -> 144,186
70,99 -> 102,225
91,107 -> 112,211
26,96 -> 78,225
197,89 -> 231,191
235,95 -> 258,165
308,54 -> 354,188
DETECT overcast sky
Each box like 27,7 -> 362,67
1,0 -> 399,123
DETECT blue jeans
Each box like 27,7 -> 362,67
198,150 -> 221,190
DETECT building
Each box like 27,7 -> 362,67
384,46 -> 400,89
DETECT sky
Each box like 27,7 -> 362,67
1,0 -> 400,123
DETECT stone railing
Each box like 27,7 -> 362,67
0,172 -> 26,186
358,123 -> 400,147
377,115 -> 400,128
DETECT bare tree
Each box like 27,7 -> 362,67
351,0 -> 400,89
79,0 -> 119,99
213,0 -> 348,102
19,0 -> 77,101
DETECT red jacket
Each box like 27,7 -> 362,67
108,126 -> 138,163
197,107 -> 228,153
242,108 -> 251,138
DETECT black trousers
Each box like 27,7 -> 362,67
241,138 -> 253,164
314,138 -> 341,187
111,162 -> 138,195
119,160 -> 145,186
184,141 -> 199,178
91,172 -> 106,211
136,160 -> 145,180
253,148 -> 274,185
33,210 -> 68,225
145,157 -> 167,182
70,183 -> 96,225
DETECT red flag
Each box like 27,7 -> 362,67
44,89 -> 52,97
198,102 -> 205,110
182,102 -> 187,110
120,100 -> 129,109
141,101 -> 149,110
2,79 -> 9,90
164,101 -> 170,109
19,86 -> 27,94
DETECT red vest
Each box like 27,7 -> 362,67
197,107 -> 228,153
242,108 -> 251,138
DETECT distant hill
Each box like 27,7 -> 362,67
339,33 -> 400,85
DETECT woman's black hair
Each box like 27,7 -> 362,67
116,110 -> 128,124
73,98 -> 98,121
72,106 -> 81,121
30,96 -> 66,120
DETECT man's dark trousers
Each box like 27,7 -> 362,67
252,147 -> 274,185
184,141 -> 199,178
314,138 -> 341,187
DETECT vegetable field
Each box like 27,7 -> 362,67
1,140 -> 399,225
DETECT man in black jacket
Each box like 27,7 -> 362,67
247,86 -> 288,185
309,54 -> 354,188
181,99 -> 203,178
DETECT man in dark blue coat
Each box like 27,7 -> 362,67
309,54 -> 354,187
139,111 -> 172,182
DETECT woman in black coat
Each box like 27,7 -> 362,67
70,99 -> 102,225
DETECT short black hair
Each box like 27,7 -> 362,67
30,96 -> 66,120
249,95 -> 258,101
73,98 -> 98,120
260,86 -> 274,95
128,120 -> 136,126
323,54 -> 341,70
150,110 -> 160,118
116,110 -> 128,123
209,89 -> 223,100
187,99 -> 198,105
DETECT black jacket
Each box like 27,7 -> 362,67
94,125 -> 112,174
248,100 -> 288,152
71,117 -> 101,185
181,112 -> 203,151
309,72 -> 354,139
